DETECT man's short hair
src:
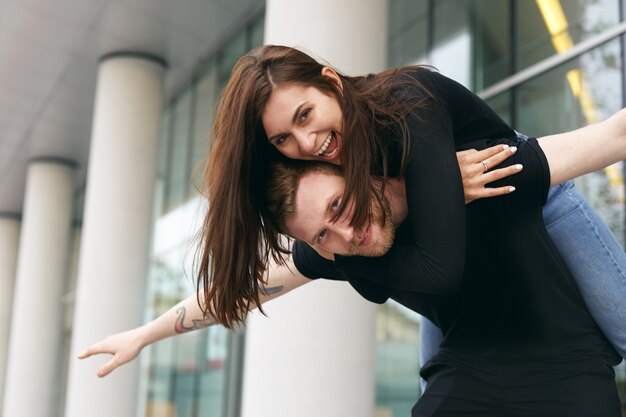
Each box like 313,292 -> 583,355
264,161 -> 341,236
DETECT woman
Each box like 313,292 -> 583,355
203,44 -> 626,350
81,45 -> 626,373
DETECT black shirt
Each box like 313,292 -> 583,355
292,68 -> 619,382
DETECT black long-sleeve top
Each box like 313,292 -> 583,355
292,68 -> 619,380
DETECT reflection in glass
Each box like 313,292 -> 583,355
375,301 -> 421,417
388,0 -> 428,67
190,65 -> 218,196
165,91 -> 192,212
517,40 -> 624,247
485,92 -> 512,127
145,228 -> 229,417
516,0 -> 619,71
218,31 -> 248,91
431,0 -> 510,89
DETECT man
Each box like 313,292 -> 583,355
263,137 -> 621,416
82,135 -> 623,415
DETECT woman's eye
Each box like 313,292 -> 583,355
274,135 -> 288,145
299,108 -> 311,122
317,229 -> 327,241
331,197 -> 341,210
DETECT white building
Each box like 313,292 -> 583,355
0,1 -> 624,416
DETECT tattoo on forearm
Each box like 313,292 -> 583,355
262,285 -> 284,296
174,306 -> 213,334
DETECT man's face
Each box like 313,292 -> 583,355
285,171 -> 395,257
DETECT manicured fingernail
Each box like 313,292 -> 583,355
515,164 -> 523,170
509,186 -> 516,192
510,146 -> 517,153
503,145 -> 509,150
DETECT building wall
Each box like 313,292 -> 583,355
49,1 -> 626,416
140,1 -> 626,415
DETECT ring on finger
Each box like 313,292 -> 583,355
481,160 -> 488,173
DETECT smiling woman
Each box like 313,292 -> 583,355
200,45 -> 435,328
80,44 -> 626,416
262,70 -> 344,163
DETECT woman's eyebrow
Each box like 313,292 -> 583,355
292,102 -> 307,124
268,102 -> 308,143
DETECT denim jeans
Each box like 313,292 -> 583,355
420,180 -> 626,387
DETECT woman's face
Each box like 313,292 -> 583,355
262,79 -> 344,165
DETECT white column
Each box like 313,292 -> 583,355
0,215 -> 20,414
64,53 -> 165,417
241,2 -> 388,417
2,160 -> 75,417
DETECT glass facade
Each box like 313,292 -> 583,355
382,0 -> 626,415
54,1 -> 625,415
141,11 -> 265,417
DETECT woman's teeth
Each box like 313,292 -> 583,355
315,132 -> 337,157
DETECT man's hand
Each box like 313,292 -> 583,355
456,144 -> 522,204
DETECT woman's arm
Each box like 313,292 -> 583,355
335,102 -> 467,295
538,108 -> 626,186
79,259 -> 311,377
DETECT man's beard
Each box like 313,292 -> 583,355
348,196 -> 395,257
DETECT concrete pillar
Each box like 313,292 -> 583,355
2,160 -> 75,417
0,215 -> 20,414
241,2 -> 388,417
64,53 -> 165,417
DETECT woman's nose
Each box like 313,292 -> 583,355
294,130 -> 317,155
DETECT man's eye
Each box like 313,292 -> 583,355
317,229 -> 327,241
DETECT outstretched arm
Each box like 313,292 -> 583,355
79,258 -> 311,377
539,108 -> 626,185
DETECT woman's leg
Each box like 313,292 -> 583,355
543,180 -> 626,359
419,317 -> 444,390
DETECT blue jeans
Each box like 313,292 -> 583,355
420,180 -> 626,387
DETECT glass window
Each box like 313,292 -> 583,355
516,40 -> 624,248
485,91 -> 512,127
375,302 -> 421,417
155,108 -> 173,216
250,13 -> 265,47
144,246 -> 231,417
388,0 -> 428,67
516,0 -> 620,71
165,91 -> 192,212
217,31 -> 248,91
432,0 -> 510,90
190,64 -> 218,196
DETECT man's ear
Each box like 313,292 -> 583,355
313,245 -> 335,261
321,66 -> 343,93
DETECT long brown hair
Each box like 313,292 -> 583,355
197,45 -> 434,328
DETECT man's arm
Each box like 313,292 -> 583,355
79,258 -> 311,377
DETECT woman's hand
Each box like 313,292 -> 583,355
457,145 -> 521,204
78,326 -> 147,378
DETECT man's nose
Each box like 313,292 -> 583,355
330,222 -> 354,243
